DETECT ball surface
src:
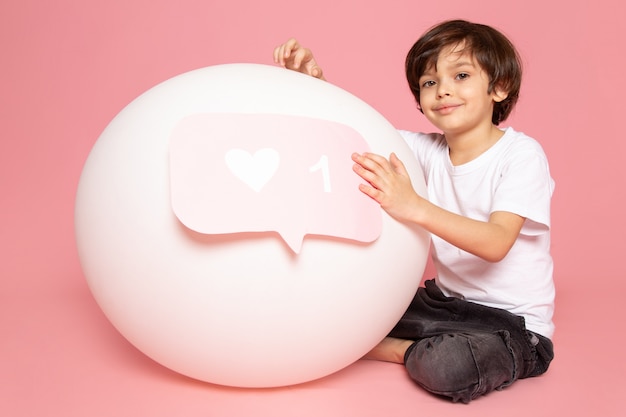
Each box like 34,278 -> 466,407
75,63 -> 429,387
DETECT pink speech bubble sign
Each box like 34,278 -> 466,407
169,113 -> 382,253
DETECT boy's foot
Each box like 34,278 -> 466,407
363,337 -> 415,364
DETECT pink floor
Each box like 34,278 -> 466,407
2,1 -> 625,416
2,271 -> 623,416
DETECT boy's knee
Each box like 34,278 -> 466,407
404,332 -> 516,403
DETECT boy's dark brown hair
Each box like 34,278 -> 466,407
405,20 -> 522,125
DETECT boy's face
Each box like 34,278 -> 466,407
418,43 -> 506,137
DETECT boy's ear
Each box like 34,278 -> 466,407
492,86 -> 509,103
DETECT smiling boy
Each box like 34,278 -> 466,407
274,20 -> 555,403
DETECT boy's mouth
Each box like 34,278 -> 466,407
433,103 -> 461,114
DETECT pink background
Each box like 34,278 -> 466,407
1,0 -> 623,416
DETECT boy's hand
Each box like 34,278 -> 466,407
273,38 -> 325,80
351,152 -> 422,223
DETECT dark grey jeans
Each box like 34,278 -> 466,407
388,279 -> 554,403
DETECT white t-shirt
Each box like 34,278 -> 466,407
400,127 -> 555,338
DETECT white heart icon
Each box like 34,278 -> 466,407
224,148 -> 280,192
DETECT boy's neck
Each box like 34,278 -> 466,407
445,124 -> 505,166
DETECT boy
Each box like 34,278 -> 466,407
273,20 -> 555,403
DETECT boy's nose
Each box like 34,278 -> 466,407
437,85 -> 452,98
436,80 -> 452,98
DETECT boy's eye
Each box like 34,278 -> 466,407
421,80 -> 436,88
456,73 -> 470,80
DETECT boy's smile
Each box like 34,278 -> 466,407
432,102 -> 463,114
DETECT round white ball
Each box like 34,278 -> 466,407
75,63 -> 430,387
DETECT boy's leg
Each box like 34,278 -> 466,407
403,331 -> 518,403
381,280 -> 552,402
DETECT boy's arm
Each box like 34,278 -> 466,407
352,152 -> 524,262
273,38 -> 326,80
415,203 -> 524,263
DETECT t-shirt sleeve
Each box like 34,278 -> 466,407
492,141 -> 555,234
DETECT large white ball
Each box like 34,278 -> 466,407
75,63 -> 429,387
